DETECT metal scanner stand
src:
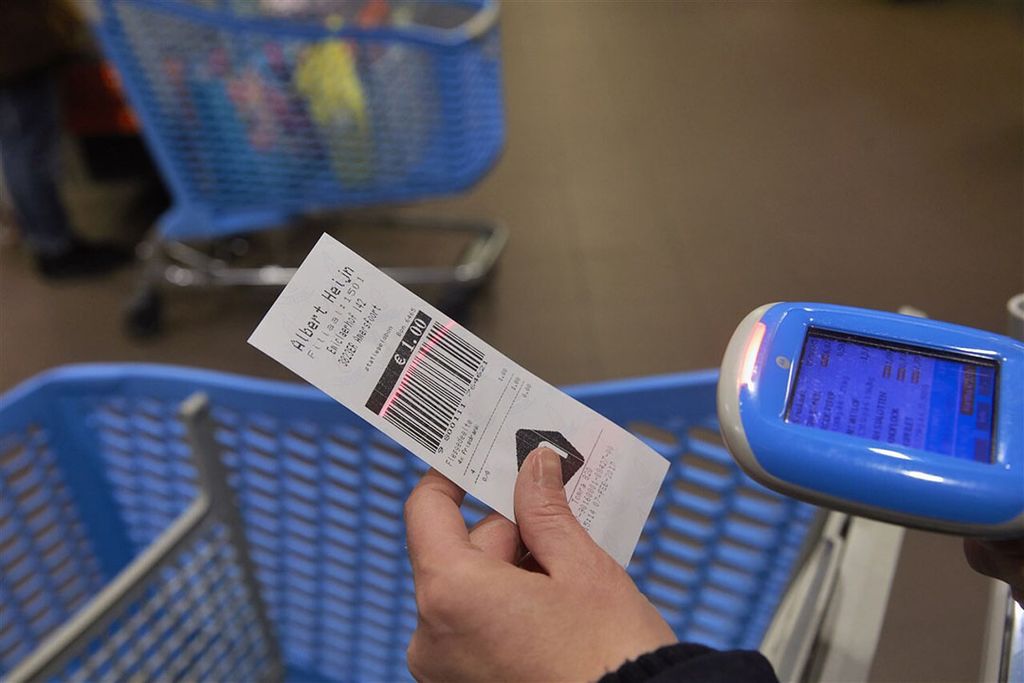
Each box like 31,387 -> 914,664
761,513 -> 904,682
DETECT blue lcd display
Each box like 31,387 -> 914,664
786,329 -> 997,463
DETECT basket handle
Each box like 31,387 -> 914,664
180,392 -> 283,679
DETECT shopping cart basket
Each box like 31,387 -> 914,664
91,0 -> 506,335
1,365 -> 820,681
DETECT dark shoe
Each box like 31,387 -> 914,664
36,240 -> 133,280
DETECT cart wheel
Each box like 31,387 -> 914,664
439,286 -> 471,321
211,234 -> 251,261
439,268 -> 498,321
125,288 -> 163,338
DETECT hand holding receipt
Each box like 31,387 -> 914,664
248,234 -> 669,565
402,448 -> 678,682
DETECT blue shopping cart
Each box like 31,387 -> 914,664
1,365 -> 821,682
91,0 -> 507,335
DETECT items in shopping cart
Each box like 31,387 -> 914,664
294,39 -> 371,183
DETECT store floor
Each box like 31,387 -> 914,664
2,2 -> 1021,680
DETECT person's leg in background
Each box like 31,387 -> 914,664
0,73 -> 73,257
0,69 -> 128,279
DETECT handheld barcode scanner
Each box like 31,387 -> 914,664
718,302 -> 1024,537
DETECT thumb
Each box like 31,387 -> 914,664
514,447 -> 601,576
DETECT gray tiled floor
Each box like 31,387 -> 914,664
2,1 -> 1022,680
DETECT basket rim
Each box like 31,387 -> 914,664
97,0 -> 500,48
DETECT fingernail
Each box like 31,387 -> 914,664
532,448 -> 564,490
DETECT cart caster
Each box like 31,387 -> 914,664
439,269 -> 497,322
440,288 -> 471,321
125,288 -> 163,338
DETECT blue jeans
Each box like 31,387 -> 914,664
0,72 -> 73,256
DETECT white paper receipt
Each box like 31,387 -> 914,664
248,234 -> 669,565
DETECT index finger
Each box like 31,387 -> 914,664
405,469 -> 472,570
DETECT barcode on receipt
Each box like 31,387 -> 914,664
366,315 -> 485,453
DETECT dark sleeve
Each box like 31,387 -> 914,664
599,643 -> 780,683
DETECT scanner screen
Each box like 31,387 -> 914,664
786,329 -> 997,463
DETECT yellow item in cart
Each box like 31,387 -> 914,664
294,40 -> 367,126
294,35 -> 371,183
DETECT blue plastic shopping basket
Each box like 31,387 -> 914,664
0,365 -> 818,681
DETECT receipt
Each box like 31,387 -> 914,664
248,234 -> 669,565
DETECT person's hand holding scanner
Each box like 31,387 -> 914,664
403,447 -> 677,682
965,539 -> 1024,607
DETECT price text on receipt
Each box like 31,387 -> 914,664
248,234 -> 669,565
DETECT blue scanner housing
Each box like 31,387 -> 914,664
718,302 -> 1024,536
